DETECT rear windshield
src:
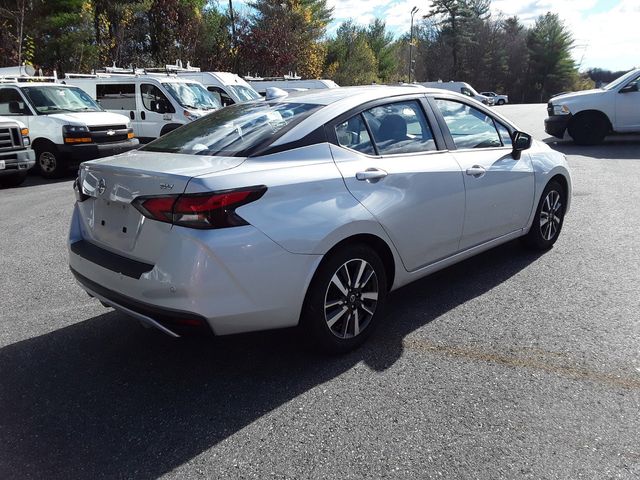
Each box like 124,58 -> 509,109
142,101 -> 319,157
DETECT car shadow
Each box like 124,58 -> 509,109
544,136 -> 640,160
0,241 -> 543,479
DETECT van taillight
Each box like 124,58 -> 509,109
132,186 -> 267,229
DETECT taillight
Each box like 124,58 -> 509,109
132,186 -> 267,229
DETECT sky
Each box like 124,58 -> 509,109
233,0 -> 638,72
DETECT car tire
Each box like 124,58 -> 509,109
497,99 -> 505,105
301,244 -> 387,354
35,144 -> 65,179
522,180 -> 566,250
0,171 -> 27,187
568,112 -> 608,145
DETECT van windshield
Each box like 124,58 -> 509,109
141,101 -> 319,157
163,82 -> 220,110
21,86 -> 102,114
229,85 -> 261,102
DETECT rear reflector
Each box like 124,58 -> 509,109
132,186 -> 267,229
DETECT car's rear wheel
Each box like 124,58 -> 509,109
497,99 -> 505,105
301,244 -> 387,354
522,180 -> 566,250
568,112 -> 608,145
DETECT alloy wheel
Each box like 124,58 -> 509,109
539,190 -> 562,241
324,258 -> 378,339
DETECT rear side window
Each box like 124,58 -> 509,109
363,100 -> 436,155
97,83 -> 136,111
335,114 -> 374,155
142,101 -> 320,157
435,99 -> 502,149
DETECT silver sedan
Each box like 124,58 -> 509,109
69,86 -> 571,353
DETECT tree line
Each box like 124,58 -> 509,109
0,0 -> 620,103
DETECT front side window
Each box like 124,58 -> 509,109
96,83 -> 136,110
21,86 -> 101,114
0,88 -> 30,115
141,84 -> 175,114
435,99 -> 503,149
460,87 -> 474,97
229,85 -> 261,102
163,82 -> 220,110
142,101 -> 319,157
208,86 -> 234,107
362,100 -> 436,155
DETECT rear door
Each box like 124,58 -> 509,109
329,97 -> 465,272
431,97 -> 534,250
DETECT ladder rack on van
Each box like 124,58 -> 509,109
0,73 -> 57,83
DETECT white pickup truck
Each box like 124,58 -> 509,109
545,68 -> 640,145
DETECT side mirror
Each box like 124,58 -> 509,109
620,83 -> 639,94
512,131 -> 532,159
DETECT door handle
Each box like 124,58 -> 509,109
466,165 -> 486,177
129,111 -> 135,120
356,168 -> 388,182
140,111 -> 146,120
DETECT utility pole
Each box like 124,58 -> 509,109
229,0 -> 237,74
409,6 -> 418,83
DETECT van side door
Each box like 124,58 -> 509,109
96,83 -> 140,138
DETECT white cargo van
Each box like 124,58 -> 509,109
247,78 -> 339,96
0,77 -> 137,178
64,73 -> 220,143
175,71 -> 261,107
419,81 -> 493,105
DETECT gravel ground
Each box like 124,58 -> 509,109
0,104 -> 638,479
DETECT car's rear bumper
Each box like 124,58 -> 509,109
544,115 -> 571,138
68,205 -> 322,336
0,148 -> 35,176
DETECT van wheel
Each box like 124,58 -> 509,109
301,244 -> 387,354
568,112 -> 608,145
35,144 -> 64,179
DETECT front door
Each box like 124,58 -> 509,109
432,98 -> 535,250
139,83 -> 175,141
330,98 -> 465,272
615,74 -> 640,131
0,87 -> 32,128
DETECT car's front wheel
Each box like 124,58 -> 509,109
497,99 -> 505,105
523,180 -> 566,250
301,244 -> 387,353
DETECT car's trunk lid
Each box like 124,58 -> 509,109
76,150 -> 245,259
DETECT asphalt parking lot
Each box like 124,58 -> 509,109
1,104 -> 639,479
